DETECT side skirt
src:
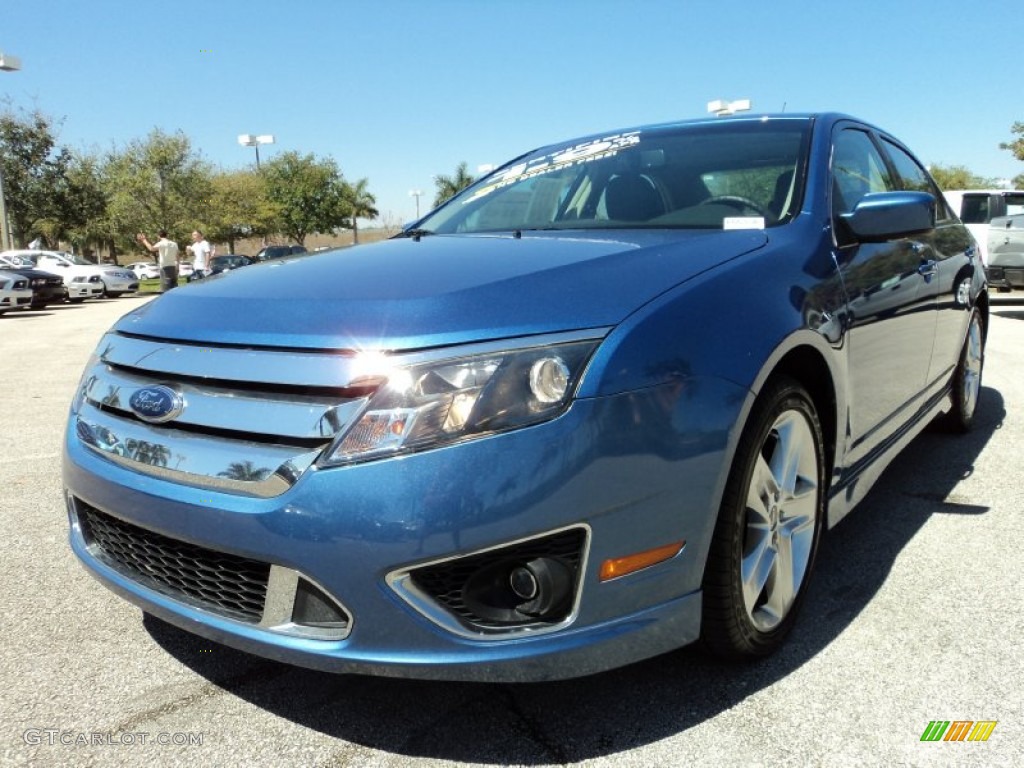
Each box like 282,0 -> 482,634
826,384 -> 952,529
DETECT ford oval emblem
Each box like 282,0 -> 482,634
128,385 -> 184,423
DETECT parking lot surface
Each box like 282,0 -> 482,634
2,295 -> 1022,767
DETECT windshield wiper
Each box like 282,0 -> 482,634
394,228 -> 435,241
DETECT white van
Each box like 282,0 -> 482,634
943,189 -> 1024,264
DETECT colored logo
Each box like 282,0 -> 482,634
920,720 -> 997,742
128,385 -> 184,423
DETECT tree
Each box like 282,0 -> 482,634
205,169 -> 277,254
432,161 -> 475,208
103,129 -> 213,252
261,151 -> 351,245
59,151 -> 110,254
345,177 -> 378,244
0,107 -> 73,247
928,163 -> 997,190
1001,122 -> 1024,188
1000,122 -> 1024,162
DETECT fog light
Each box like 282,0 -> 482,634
509,565 -> 539,600
462,556 -> 574,624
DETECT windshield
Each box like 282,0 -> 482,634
419,119 -> 811,234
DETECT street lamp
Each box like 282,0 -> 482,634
707,99 -> 752,117
409,189 -> 423,220
237,134 -> 275,169
0,49 -> 21,250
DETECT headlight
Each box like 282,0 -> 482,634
321,339 -> 599,466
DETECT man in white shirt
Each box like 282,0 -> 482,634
186,230 -> 214,281
137,230 -> 180,292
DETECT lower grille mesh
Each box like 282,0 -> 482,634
76,501 -> 269,623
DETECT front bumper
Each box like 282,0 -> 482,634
102,276 -> 139,293
63,378 -> 744,681
0,290 -> 32,310
30,283 -> 65,307
67,281 -> 104,299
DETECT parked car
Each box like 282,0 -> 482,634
0,269 -> 33,314
0,261 -> 64,309
943,189 -> 1024,264
986,213 -> 1024,291
208,254 -> 253,274
0,250 -> 137,298
63,113 -> 986,682
0,253 -> 96,302
126,261 -> 160,280
253,244 -> 307,262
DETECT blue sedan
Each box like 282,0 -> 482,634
63,113 -> 986,680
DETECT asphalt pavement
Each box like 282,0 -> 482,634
1,293 -> 1021,768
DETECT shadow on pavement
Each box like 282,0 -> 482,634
144,385 -> 1005,763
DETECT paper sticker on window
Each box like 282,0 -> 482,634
723,217 -> 765,230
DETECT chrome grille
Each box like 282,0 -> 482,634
77,501 -> 269,622
74,332 -> 378,496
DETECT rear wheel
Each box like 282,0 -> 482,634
701,376 -> 825,658
942,310 -> 984,433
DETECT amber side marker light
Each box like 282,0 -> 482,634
600,541 -> 685,582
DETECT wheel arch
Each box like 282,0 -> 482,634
734,336 -> 842,519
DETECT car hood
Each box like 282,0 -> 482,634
115,231 -> 766,350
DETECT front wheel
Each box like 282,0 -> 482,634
700,376 -> 825,658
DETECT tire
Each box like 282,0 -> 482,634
68,298 -> 85,304
941,310 -> 984,433
700,376 -> 825,659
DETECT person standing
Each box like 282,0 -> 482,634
136,230 -> 180,292
185,229 -> 214,281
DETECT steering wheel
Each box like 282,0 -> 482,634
698,195 -> 767,216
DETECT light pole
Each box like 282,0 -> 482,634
0,49 -> 22,250
237,134 -> 275,169
409,189 -> 423,220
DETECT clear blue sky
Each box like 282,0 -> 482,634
2,0 -> 1021,225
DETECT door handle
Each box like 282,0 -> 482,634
917,260 -> 938,278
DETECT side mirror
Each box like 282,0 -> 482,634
839,191 -> 935,242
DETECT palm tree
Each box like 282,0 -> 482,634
432,162 -> 475,208
218,461 -> 272,482
347,178 -> 378,245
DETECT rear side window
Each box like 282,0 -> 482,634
882,138 -> 951,221
959,195 -> 991,224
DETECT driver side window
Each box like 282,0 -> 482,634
831,129 -> 895,217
